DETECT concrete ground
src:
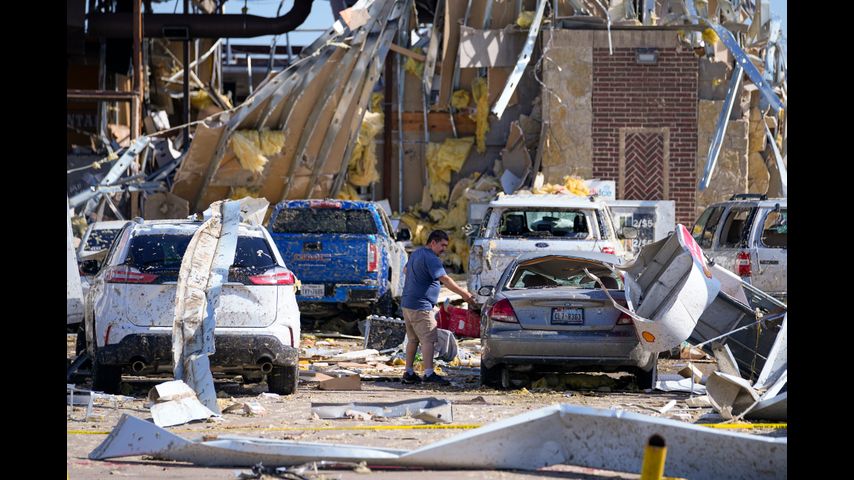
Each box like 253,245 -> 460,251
66,333 -> 783,479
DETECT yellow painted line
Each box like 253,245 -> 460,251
68,423 -> 482,436
696,423 -> 787,429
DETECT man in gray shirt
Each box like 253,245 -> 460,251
401,230 -> 475,384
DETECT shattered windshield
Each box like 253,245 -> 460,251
125,234 -> 276,272
86,229 -> 120,251
507,257 -> 621,290
271,208 -> 378,234
498,209 -> 592,239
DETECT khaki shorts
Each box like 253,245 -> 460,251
403,307 -> 438,346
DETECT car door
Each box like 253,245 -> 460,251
752,207 -> 787,297
713,205 -> 758,278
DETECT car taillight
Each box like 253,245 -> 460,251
105,266 -> 158,284
249,267 -> 296,285
736,250 -> 752,277
488,299 -> 518,323
601,246 -> 616,255
616,312 -> 633,325
367,243 -> 378,272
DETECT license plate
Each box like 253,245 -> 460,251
301,284 -> 325,298
551,307 -> 583,325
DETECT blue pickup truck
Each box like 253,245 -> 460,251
268,200 -> 408,319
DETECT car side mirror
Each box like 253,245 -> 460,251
396,228 -> 411,241
477,286 -> 494,297
80,259 -> 101,275
619,226 -> 639,240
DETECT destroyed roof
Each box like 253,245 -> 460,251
489,194 -> 604,208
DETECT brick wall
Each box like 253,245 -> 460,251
592,48 -> 698,224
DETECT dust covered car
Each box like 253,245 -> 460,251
84,219 -> 301,394
479,252 -> 657,389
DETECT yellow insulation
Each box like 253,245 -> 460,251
337,183 -> 360,200
229,130 -> 268,174
702,28 -> 720,46
426,137 -> 475,203
404,48 -> 425,78
259,129 -> 285,156
345,93 -> 386,190
229,186 -> 261,200
470,77 -> 490,154
190,90 -> 213,110
531,175 -> 592,196
451,89 -> 471,110
516,11 -> 534,28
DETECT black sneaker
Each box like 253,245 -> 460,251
402,371 -> 422,384
423,373 -> 450,385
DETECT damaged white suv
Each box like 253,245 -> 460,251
83,219 -> 301,394
469,194 -> 637,303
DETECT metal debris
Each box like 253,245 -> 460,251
90,404 -> 785,479
311,397 -> 453,423
172,199 -> 241,414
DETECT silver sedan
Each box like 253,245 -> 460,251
479,252 -> 657,389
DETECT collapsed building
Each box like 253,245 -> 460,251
66,0 -> 787,270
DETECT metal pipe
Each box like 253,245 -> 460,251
182,0 -> 190,150
259,361 -> 273,374
132,0 -> 143,139
87,1 -> 315,39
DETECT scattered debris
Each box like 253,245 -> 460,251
609,225 -> 720,352
311,397 -> 453,424
656,375 -> 707,395
317,371 -> 362,391
657,400 -> 678,415
678,364 -> 705,384
222,402 -> 266,416
363,315 -> 406,350
147,380 -> 218,427
172,200 -> 241,414
90,404 -> 786,479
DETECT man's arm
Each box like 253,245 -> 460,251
439,275 -> 476,304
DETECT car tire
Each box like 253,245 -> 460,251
92,359 -> 122,394
267,365 -> 298,395
636,355 -> 659,390
480,363 -> 503,389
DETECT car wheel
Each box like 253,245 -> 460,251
267,365 -> 298,395
480,363 -> 503,389
636,355 -> 659,390
92,359 -> 122,394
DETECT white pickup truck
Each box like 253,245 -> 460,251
468,194 -> 638,303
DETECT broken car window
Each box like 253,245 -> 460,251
719,207 -> 757,248
498,209 -> 591,239
271,208 -> 378,235
760,209 -> 787,248
86,229 -> 121,251
692,206 -> 724,249
507,257 -> 621,290
125,234 -> 277,274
